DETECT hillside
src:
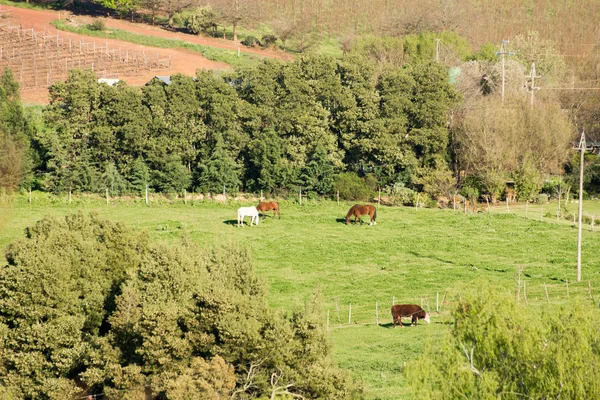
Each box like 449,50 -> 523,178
0,4 -> 288,103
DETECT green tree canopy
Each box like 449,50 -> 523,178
0,213 -> 358,399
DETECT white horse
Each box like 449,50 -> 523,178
237,206 -> 259,227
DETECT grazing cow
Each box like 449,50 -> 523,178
391,304 -> 430,328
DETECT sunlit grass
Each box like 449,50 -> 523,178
1,194 -> 599,398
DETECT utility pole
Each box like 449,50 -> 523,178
495,40 -> 514,106
575,128 -> 586,282
525,60 -> 541,108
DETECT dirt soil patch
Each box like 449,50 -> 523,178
2,5 -> 288,104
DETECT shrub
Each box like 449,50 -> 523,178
334,172 -> 375,201
536,193 -> 549,203
261,34 -> 278,48
87,18 -> 106,31
175,6 -> 218,35
384,182 -> 416,206
408,286 -> 600,399
241,35 -> 261,47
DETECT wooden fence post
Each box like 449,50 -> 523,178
523,280 -> 527,303
145,184 -> 148,205
337,190 -> 339,206
348,304 -> 352,324
183,189 -> 187,204
106,188 -> 109,205
544,283 -> 549,303
29,187 -> 32,204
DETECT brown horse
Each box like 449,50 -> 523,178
256,201 -> 280,219
345,204 -> 377,225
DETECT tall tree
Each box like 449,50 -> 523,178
0,68 -> 33,192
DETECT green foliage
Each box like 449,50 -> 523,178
468,42 -> 498,62
403,31 -> 472,65
460,175 -> 483,201
384,182 -> 416,206
412,157 -> 455,198
334,171 -> 375,201
241,35 -> 260,47
34,52 -> 459,196
512,160 -> 542,202
408,286 -> 600,399
87,18 -> 106,31
0,213 -> 359,398
175,6 -> 218,35
261,34 -> 278,48
0,68 -> 33,193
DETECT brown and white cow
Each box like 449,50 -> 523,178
391,304 -> 430,328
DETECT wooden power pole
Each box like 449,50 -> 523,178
525,61 -> 541,107
575,128 -> 586,282
496,40 -> 514,106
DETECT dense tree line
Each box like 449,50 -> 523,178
0,213 -> 358,399
27,54 -> 457,198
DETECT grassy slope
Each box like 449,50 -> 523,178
1,196 -> 599,398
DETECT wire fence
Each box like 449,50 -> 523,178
324,280 -> 600,330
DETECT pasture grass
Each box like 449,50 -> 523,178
1,194 -> 599,399
50,19 -> 265,69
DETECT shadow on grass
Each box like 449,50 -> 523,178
223,219 -> 238,226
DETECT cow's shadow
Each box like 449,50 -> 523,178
379,322 -> 412,329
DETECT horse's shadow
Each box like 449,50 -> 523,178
337,218 -> 369,225
223,219 -> 238,226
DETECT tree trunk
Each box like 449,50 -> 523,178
169,13 -> 174,27
233,22 -> 238,41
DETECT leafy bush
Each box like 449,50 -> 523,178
261,34 -> 278,48
408,286 -> 600,399
175,6 -> 218,35
460,175 -> 484,201
384,182 -> 416,206
334,172 -> 375,201
0,213 -> 360,399
536,193 -> 549,203
513,161 -> 542,202
241,35 -> 261,47
87,18 -> 106,31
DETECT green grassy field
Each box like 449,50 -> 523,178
1,195 -> 599,398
